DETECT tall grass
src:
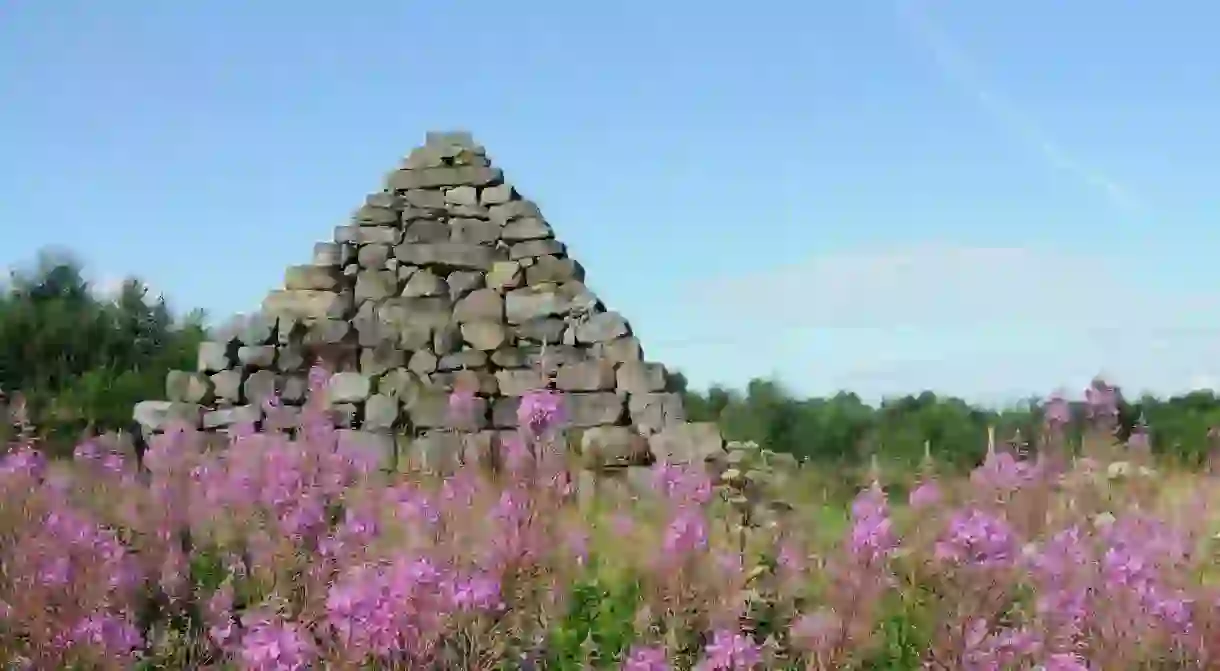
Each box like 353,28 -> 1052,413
1,371 -> 1219,669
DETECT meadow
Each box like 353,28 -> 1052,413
2,367 -> 1218,670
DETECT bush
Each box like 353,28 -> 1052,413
2,373 -> 1220,669
0,250 -> 205,454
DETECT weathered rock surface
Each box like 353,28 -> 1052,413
647,422 -> 725,464
328,372 -> 371,403
133,401 -> 202,431
135,130 -> 706,473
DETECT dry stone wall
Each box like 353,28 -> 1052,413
135,131 -> 724,472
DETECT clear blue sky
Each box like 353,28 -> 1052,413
2,1 -> 1219,403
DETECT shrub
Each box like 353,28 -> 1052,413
1,372 -> 1219,669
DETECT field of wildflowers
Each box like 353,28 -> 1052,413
2,368 -> 1220,670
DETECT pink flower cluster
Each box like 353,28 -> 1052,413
0,376 -> 1216,670
848,481 -> 897,565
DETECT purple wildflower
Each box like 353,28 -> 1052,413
1127,421 -> 1152,453
908,479 -> 942,509
651,460 -> 714,506
970,450 -> 1039,491
1084,378 -> 1119,421
848,482 -> 897,565
501,433 -> 535,474
696,628 -> 762,670
961,621 -> 1039,671
206,582 -> 237,649
662,507 -> 710,556
935,509 -> 1018,568
0,444 -> 46,482
70,613 -> 144,660
1044,393 -> 1071,428
623,644 -> 670,671
1027,526 -> 1093,639
237,613 -> 316,671
517,388 -> 565,436
447,570 -> 503,612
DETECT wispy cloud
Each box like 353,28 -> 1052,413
896,0 -> 1145,215
699,243 -> 1220,331
676,244 -> 1220,400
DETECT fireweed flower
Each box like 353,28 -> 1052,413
0,497 -> 147,662
206,582 -> 238,649
652,460 -> 714,506
662,506 -> 710,556
441,468 -> 483,508
500,433 -> 535,475
385,482 -> 441,529
159,544 -> 190,601
485,486 -> 541,566
36,506 -> 143,594
1044,393 -> 1071,428
325,554 -> 501,661
237,611 -> 316,671
7,361 -> 1211,667
1098,514 -> 1194,634
319,499 -> 381,558
1085,378 -> 1119,422
623,644 -> 670,671
70,613 -> 144,661
696,628 -> 763,670
1026,526 -> 1093,640
0,444 -> 46,482
848,482 -> 897,565
961,621 -> 1040,671
908,478 -> 942,509
517,388 -> 565,436
1029,527 -> 1098,583
325,562 -> 416,658
1127,422 -> 1152,454
776,539 -> 805,575
935,509 -> 1018,568
446,569 -> 503,611
970,449 -> 1039,491
72,439 -> 103,464
307,364 -> 330,393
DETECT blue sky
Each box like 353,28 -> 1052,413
2,1 -> 1219,403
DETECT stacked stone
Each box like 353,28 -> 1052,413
714,441 -> 801,528
135,130 -> 723,472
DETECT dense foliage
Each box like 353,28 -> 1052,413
678,375 -> 1220,471
2,372 -> 1220,669
0,249 -> 206,451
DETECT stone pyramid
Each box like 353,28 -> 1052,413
136,131 -> 722,471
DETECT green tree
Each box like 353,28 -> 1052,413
0,249 -> 206,452
678,373 -> 1220,472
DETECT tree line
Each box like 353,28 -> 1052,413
674,375 -> 1220,470
5,248 -> 1220,468
0,249 -> 205,451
